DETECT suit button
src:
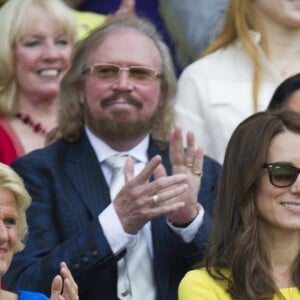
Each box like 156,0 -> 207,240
91,250 -> 98,257
82,256 -> 88,263
72,263 -> 80,270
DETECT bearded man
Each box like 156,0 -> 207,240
4,16 -> 221,300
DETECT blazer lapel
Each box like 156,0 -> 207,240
148,138 -> 173,296
65,132 -> 111,218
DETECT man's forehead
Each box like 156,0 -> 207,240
96,28 -> 158,52
87,28 -> 161,67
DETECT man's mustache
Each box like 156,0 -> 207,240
101,93 -> 143,108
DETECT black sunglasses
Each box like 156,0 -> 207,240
263,163 -> 300,188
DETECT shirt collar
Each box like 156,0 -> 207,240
85,125 -> 149,164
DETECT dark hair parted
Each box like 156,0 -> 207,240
204,109 -> 300,300
268,73 -> 300,111
58,15 -> 177,148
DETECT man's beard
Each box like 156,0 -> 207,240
83,94 -> 158,144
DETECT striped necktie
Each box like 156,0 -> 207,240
105,154 -> 156,300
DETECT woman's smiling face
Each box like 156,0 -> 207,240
256,130 -> 300,234
14,4 -> 72,101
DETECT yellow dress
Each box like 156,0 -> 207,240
178,268 -> 300,300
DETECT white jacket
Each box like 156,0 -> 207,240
175,33 -> 283,164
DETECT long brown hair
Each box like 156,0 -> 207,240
204,109 -> 300,300
58,15 -> 177,149
201,0 -> 267,112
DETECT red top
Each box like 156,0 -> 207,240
0,118 -> 25,165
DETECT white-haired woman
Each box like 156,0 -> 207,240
0,163 -> 78,299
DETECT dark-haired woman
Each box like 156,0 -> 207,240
179,109 -> 300,300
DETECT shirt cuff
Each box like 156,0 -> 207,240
166,205 -> 205,243
98,203 -> 137,255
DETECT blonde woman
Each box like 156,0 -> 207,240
0,163 -> 78,299
175,0 -> 300,164
0,0 -> 77,164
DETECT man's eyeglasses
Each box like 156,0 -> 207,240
82,63 -> 162,85
263,163 -> 300,188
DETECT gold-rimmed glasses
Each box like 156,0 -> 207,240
82,63 -> 162,85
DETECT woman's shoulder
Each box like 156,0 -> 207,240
18,290 -> 49,300
0,117 -> 24,164
180,41 -> 247,80
178,268 -> 231,299
278,287 -> 300,300
181,267 -> 229,284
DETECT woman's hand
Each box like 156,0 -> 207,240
50,262 -> 78,300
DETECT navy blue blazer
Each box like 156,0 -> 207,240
3,132 -> 221,300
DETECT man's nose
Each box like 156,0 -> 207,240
113,70 -> 133,91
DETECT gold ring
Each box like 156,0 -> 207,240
152,194 -> 159,206
186,163 -> 194,168
193,170 -> 203,177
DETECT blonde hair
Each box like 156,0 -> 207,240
0,163 -> 31,252
0,0 -> 78,116
201,0 -> 267,112
58,15 -> 177,148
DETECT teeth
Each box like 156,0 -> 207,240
282,203 -> 300,209
39,70 -> 59,77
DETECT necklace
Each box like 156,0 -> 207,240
14,112 -> 47,135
